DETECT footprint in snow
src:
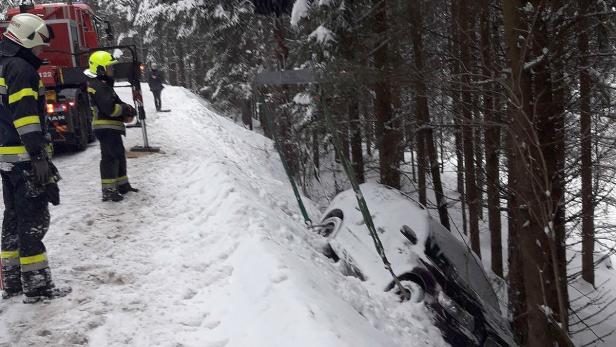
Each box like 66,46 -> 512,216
182,288 -> 198,300
202,265 -> 234,287
36,329 -> 52,337
180,315 -> 206,327
271,271 -> 288,284
87,316 -> 105,330
203,320 -> 221,329
207,338 -> 229,347
91,270 -> 133,285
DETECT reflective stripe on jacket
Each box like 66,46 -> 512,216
0,144 -> 53,162
86,77 -> 127,135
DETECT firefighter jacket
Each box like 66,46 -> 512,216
86,74 -> 132,135
0,39 -> 49,163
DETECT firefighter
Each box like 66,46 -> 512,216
0,13 -> 71,303
147,63 -> 165,111
84,51 -> 139,202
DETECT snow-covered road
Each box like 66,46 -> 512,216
0,85 -> 445,347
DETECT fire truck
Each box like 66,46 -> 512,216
0,1 -> 147,151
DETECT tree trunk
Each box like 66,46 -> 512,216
349,95 -> 365,183
530,0 -> 568,329
363,99 -> 373,157
578,0 -> 595,286
507,123 -> 527,345
312,128 -> 320,169
373,0 -> 400,189
460,0 -> 481,257
176,41 -> 185,87
409,0 -> 450,230
481,0 -> 503,277
416,125 -> 428,204
242,98 -> 253,130
167,39 -> 178,86
450,0 -> 467,235
502,1 -> 559,345
551,0 -> 570,325
339,103 -> 351,162
474,104 -> 485,221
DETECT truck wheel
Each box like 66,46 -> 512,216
74,96 -> 89,151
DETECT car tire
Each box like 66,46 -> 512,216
399,279 -> 425,303
387,273 -> 428,303
316,215 -> 343,238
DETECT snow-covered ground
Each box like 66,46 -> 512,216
0,85 -> 446,347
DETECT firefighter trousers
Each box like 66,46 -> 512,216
96,130 -> 130,191
0,163 -> 53,295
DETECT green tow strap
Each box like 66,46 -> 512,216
320,89 -> 410,300
259,93 -> 312,226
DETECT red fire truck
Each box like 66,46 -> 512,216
0,1 -> 147,151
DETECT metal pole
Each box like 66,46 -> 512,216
141,119 -> 150,148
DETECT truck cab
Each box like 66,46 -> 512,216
1,2 -> 113,150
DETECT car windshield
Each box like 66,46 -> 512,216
426,218 -> 500,312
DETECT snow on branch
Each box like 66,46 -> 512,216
309,25 -> 336,45
291,0 -> 310,26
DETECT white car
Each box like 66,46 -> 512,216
315,183 -> 516,347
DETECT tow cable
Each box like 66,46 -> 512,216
258,92 -> 312,227
318,88 -> 411,300
254,72 -> 409,300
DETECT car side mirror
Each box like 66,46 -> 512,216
400,225 -> 418,245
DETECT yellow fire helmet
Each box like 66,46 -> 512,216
88,51 -> 118,76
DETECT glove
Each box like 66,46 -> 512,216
45,182 -> 60,205
126,105 -> 138,123
31,156 -> 50,185
124,105 -> 136,116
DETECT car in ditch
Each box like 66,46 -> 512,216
314,183 -> 516,347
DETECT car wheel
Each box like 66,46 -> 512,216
316,215 -> 342,238
313,216 -> 342,261
388,273 -> 427,303
399,280 -> 425,303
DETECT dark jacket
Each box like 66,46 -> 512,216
86,75 -> 133,135
147,69 -> 164,92
0,39 -> 48,162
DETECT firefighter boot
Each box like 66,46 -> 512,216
118,183 -> 139,194
23,285 -> 72,304
102,188 -> 124,202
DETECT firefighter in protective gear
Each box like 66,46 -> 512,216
84,51 -> 139,202
0,13 -> 71,303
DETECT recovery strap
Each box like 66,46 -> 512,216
258,92 -> 312,226
320,87 -> 410,300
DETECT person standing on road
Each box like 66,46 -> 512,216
147,63 -> 165,111
84,51 -> 139,202
0,13 -> 71,303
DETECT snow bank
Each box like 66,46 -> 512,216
0,85 -> 445,346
